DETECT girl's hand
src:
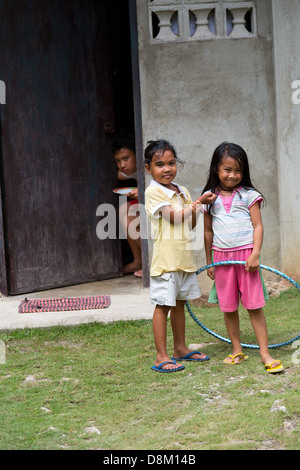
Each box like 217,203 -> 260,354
191,201 -> 202,215
203,191 -> 217,205
245,254 -> 260,272
196,192 -> 217,205
126,188 -> 138,199
207,267 -> 215,280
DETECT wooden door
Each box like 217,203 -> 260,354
0,0 -> 122,294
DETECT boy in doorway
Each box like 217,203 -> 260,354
112,133 -> 142,278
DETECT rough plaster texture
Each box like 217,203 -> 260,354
272,0 -> 300,278
137,0 -> 296,274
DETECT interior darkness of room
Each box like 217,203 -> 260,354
107,1 -> 135,267
107,0 -> 134,136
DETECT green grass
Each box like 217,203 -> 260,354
0,288 -> 299,450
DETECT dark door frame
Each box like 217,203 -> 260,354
129,0 -> 150,288
0,108 -> 8,295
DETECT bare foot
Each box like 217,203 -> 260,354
153,354 -> 184,371
154,360 -> 184,371
134,269 -> 143,278
122,261 -> 142,275
173,349 -> 209,361
261,354 -> 282,369
224,352 -> 248,364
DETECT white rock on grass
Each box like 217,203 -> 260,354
270,399 -> 287,413
85,426 -> 101,435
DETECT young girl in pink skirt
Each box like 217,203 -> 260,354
203,142 -> 283,373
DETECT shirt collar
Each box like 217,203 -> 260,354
150,179 -> 189,200
216,185 -> 243,195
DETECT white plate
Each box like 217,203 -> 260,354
113,187 -> 136,195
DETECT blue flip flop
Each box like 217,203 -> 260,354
151,360 -> 185,373
172,351 -> 209,362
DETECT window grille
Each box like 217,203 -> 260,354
148,0 -> 256,43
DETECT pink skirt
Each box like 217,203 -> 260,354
213,248 -> 265,312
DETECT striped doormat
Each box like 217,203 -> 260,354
18,295 -> 111,313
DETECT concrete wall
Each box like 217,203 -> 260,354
272,0 -> 300,278
137,0 -> 281,272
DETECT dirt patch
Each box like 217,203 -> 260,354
264,277 -> 291,298
190,295 -> 215,308
256,439 -> 285,450
191,277 -> 291,309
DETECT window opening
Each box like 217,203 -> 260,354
245,9 -> 252,33
151,11 -> 160,38
171,11 -> 179,36
208,9 -> 216,34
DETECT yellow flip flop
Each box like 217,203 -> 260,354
224,353 -> 249,365
264,360 -> 284,374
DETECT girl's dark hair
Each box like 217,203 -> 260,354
144,139 -> 184,167
112,132 -> 136,155
202,141 -> 265,203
